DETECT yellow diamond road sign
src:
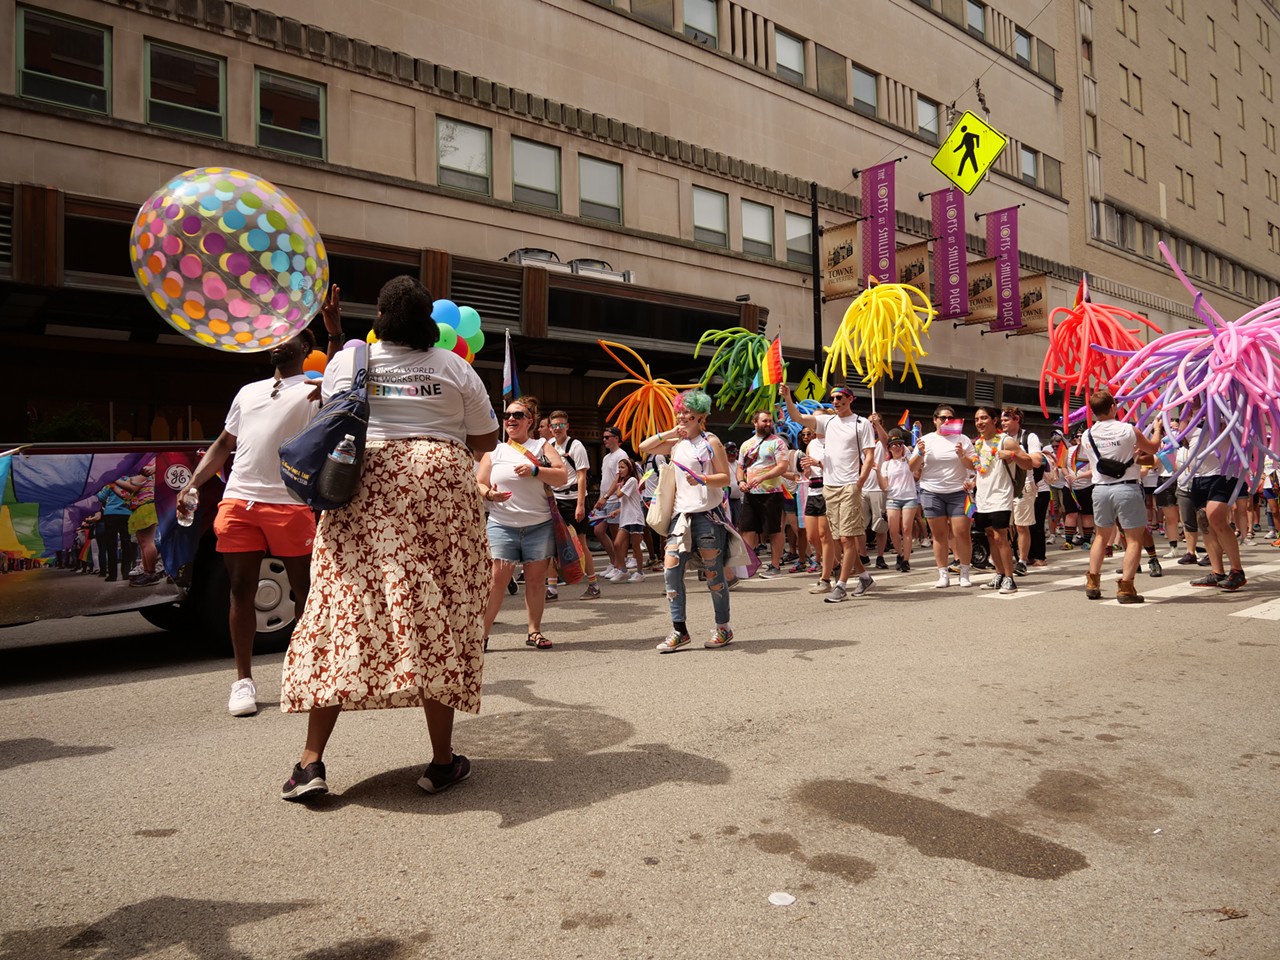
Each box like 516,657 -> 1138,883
930,110 -> 1008,195
794,369 -> 826,403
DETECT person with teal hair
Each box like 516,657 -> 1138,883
639,389 -> 738,653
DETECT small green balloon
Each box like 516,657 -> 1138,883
456,305 -> 482,339
437,324 -> 458,351
464,329 -> 485,353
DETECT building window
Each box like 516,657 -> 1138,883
146,41 -> 224,138
256,70 -> 324,159
1123,136 -> 1146,180
1020,146 -> 1039,185
579,155 -> 622,223
852,65 -> 878,116
785,212 -> 812,268
631,0 -> 674,30
1238,97 -> 1247,129
1261,15 -> 1272,51
1242,151 -> 1250,183
1215,132 -> 1223,165
1166,0 -> 1185,21
741,200 -> 774,258
918,97 -> 940,143
1207,15 -> 1216,49
1167,41 -> 1188,82
965,1 -> 986,39
1234,41 -> 1242,73
1210,74 -> 1219,107
1120,65 -> 1143,112
1171,103 -> 1191,144
437,117 -> 491,195
18,8 -> 110,114
1118,3 -> 1139,44
1265,120 -> 1277,153
1085,113 -> 1098,151
1263,68 -> 1275,102
683,0 -> 717,45
815,45 -> 846,101
512,138 -> 560,210
775,30 -> 805,85
1013,28 -> 1034,66
693,186 -> 728,246
1217,191 -> 1227,224
1244,207 -> 1251,238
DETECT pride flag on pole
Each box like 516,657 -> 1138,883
503,329 -> 520,401
963,494 -> 976,518
897,409 -> 910,428
761,336 -> 785,386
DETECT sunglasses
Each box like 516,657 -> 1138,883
504,411 -> 530,421
551,422 -> 567,428
831,392 -> 852,400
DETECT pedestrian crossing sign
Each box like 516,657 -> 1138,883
930,111 -> 1008,195
794,369 -> 826,403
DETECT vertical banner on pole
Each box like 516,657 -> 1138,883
986,206 -> 1022,333
931,187 -> 968,320
860,162 -> 897,285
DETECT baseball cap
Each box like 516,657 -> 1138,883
602,426 -> 622,439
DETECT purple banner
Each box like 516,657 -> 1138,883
931,187 -> 968,320
986,206 -> 1021,332
860,161 -> 896,287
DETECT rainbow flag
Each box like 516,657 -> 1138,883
964,494 -> 976,518
897,409 -> 910,428
1073,273 -> 1091,308
761,337 -> 785,386
1055,444 -> 1069,469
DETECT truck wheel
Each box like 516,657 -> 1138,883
193,554 -> 298,655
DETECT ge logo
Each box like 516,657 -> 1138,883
165,464 -> 192,490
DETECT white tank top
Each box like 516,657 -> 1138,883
487,439 -> 553,527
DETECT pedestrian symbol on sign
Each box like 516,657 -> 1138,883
930,111 -> 1008,195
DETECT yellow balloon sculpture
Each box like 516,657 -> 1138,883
823,277 -> 936,389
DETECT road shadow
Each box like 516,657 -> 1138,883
0,633 -> 228,694
0,895 -> 310,960
300,707 -> 730,827
0,737 -> 113,773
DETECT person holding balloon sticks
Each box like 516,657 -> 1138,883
279,276 -> 500,800
639,389 -> 738,653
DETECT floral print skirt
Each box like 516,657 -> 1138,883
281,438 -> 488,715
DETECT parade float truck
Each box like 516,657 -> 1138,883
0,441 -> 297,652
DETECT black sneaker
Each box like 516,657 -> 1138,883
282,761 -> 328,801
418,754 -> 471,794
1190,572 -> 1226,587
1147,556 -> 1163,578
860,555 -> 871,567
1176,553 -> 1197,565
1014,560 -> 1028,576
1197,555 -> 1212,567
874,556 -> 888,570
506,579 -> 518,595
1218,570 -> 1247,592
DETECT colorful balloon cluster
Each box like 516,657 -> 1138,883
824,278 -> 935,390
694,328 -> 777,426
129,167 -> 328,352
364,297 -> 485,363
1040,295 -> 1161,426
1109,243 -> 1280,487
596,340 -> 700,442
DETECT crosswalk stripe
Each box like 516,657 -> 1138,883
1230,598 -> 1280,620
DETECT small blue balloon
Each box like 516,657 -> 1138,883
432,299 -> 462,329
304,369 -> 322,379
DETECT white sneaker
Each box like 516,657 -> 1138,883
934,570 -> 950,588
1163,546 -> 1182,558
627,571 -> 645,583
606,568 -> 629,582
958,571 -> 974,588
228,678 -> 258,717
808,579 -> 832,595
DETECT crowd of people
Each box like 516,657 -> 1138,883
176,274 -> 1274,803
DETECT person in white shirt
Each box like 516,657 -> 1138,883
861,413 -> 891,571
546,411 -> 601,600
593,427 -> 631,579
910,404 -> 978,588
602,457 -> 646,581
1000,407 -> 1048,572
779,384 -> 876,602
877,432 -> 921,572
1079,389 -> 1162,602
798,427 -> 831,575
968,406 -> 1022,594
178,325 -> 322,718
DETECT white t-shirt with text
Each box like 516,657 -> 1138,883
223,375 -> 319,503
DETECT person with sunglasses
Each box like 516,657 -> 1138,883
778,383 -> 876,601
910,404 -> 978,588
477,395 -> 570,649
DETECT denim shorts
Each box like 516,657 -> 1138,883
887,497 -> 919,511
623,523 -> 646,534
487,518 -> 554,563
919,488 -> 968,519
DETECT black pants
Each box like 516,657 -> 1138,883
99,514 -> 135,579
1030,491 -> 1051,562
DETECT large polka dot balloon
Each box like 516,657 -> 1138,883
129,167 -> 329,352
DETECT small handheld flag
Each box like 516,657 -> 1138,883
897,409 -> 910,429
939,418 -> 965,437
761,336 -> 785,386
963,494 -> 976,518
1055,444 -> 1069,469
503,329 -> 520,402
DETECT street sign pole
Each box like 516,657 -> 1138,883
810,181 -> 822,383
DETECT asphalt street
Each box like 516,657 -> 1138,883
1,542 -> 1278,960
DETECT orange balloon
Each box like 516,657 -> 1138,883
303,349 -> 327,374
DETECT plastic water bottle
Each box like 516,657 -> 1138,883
315,434 -> 361,505
176,490 -> 199,527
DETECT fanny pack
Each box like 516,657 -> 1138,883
1087,429 -> 1133,480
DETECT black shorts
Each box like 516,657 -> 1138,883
804,492 -> 827,517
740,492 -> 784,536
556,499 -> 591,535
1190,475 -> 1241,508
1074,487 -> 1094,516
973,509 -> 1011,531
1155,484 -> 1179,508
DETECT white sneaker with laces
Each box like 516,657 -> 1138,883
958,570 -> 974,588
228,678 -> 258,717
627,571 -> 645,583
602,565 -> 620,580
934,570 -> 950,588
606,568 -> 629,582
1163,546 -> 1182,558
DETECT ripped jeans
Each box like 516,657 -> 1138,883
664,510 -> 730,626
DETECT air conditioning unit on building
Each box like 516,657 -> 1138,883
502,248 -> 573,273
568,258 -> 635,283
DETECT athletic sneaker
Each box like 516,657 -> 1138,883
947,562 -> 961,574
999,578 -> 1018,595
758,564 -> 782,579
656,631 -> 691,653
874,556 -> 888,570
606,567 -> 629,582
934,570 -> 950,588
546,586 -> 559,601
1197,555 -> 1212,567
506,579 -> 518,595
281,761 -> 328,801
1147,556 -> 1163,578
895,556 -> 906,572
228,678 -> 258,717
129,571 -> 165,587
1061,540 -> 1076,551
627,572 -> 645,583
417,754 -> 471,794
1176,553 -> 1198,565
900,559 -> 911,572
1164,546 -> 1183,559
808,579 -> 832,595
1014,560 -> 1028,576
850,574 -> 873,597
580,582 -> 601,600
704,626 -> 734,649
981,574 -> 1004,591
1190,572 -> 1226,587
788,560 -> 808,574
1218,570 -> 1247,592
958,571 -> 974,588
823,584 -> 849,603
602,565 -> 621,580
921,537 -> 933,548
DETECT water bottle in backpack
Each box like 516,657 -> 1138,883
315,434 -> 361,506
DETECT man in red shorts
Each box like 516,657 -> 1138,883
178,328 -> 321,716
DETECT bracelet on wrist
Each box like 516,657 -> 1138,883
532,464 -> 539,477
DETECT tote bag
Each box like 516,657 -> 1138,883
645,462 -> 677,536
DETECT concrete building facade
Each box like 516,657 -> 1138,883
1,0 -> 1277,443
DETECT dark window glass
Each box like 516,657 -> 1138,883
631,0 -> 674,29
148,43 -> 224,138
64,216 -> 132,276
20,10 -> 110,113
816,45 -> 847,101
258,71 -> 325,159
